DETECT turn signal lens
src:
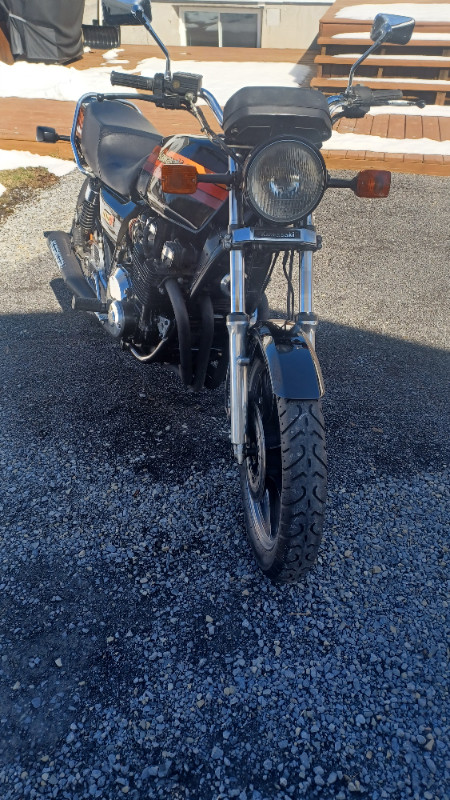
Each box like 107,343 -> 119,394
354,170 -> 391,198
160,165 -> 198,194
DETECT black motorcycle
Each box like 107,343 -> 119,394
37,3 -> 422,583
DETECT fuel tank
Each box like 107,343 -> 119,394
136,134 -> 228,233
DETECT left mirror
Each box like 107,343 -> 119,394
102,0 -> 152,25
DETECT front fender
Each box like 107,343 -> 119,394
249,320 -> 324,399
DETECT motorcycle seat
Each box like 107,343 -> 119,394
80,99 -> 161,197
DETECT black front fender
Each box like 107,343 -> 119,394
248,320 -> 324,399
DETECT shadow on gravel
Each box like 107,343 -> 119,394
0,303 -> 448,788
0,296 -> 229,482
317,319 -> 450,482
0,304 -> 448,484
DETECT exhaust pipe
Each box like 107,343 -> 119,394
164,277 -> 192,387
45,230 -> 96,300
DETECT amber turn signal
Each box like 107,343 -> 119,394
354,169 -> 391,198
160,165 -> 198,194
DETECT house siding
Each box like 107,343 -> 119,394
84,2 -> 331,50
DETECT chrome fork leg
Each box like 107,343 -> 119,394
297,213 -> 318,348
227,307 -> 248,464
227,158 -> 248,465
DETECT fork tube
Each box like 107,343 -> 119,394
226,157 -> 249,464
298,213 -> 317,348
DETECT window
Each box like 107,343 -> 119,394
183,10 -> 259,48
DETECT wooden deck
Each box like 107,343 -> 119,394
322,112 -> 450,175
0,43 -> 449,177
312,0 -> 450,105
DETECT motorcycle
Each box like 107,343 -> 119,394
37,3 -> 422,583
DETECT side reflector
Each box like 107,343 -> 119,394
354,169 -> 391,198
160,165 -> 198,194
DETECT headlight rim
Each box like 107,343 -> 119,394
243,135 -> 327,225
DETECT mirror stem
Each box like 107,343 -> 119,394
133,6 -> 172,79
346,39 -> 382,93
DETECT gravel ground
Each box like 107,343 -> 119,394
0,171 -> 448,800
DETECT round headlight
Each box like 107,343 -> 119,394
245,138 -> 326,224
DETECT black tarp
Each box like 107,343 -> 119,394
0,0 -> 85,63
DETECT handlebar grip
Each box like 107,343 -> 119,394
110,71 -> 154,91
371,89 -> 404,102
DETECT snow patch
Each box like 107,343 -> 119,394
333,77 -> 450,86
325,132 -> 450,155
102,48 -> 125,61
0,150 -> 75,176
369,104 -> 450,116
333,52 -> 450,61
0,57 -> 309,105
332,31 -> 450,40
327,93 -> 449,119
0,61 -> 118,102
336,4 -> 450,22
136,58 -> 310,106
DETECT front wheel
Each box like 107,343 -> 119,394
239,354 -> 327,583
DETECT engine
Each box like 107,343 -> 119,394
104,212 -> 198,346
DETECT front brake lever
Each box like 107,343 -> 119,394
374,99 -> 426,109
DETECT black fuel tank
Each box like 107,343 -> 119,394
136,135 -> 228,233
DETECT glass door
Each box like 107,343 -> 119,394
183,9 -> 260,48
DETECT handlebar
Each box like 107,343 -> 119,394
367,88 -> 404,103
350,85 -> 404,104
328,84 -> 425,121
110,71 -> 154,91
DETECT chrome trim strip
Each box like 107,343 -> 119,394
70,93 -> 98,175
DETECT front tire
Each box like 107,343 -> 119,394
239,354 -> 327,583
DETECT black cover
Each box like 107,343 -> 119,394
223,87 -> 332,147
0,0 -> 85,63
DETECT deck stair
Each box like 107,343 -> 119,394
311,0 -> 450,104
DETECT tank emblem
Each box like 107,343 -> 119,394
102,208 -> 116,228
100,195 -> 122,238
158,151 -> 183,166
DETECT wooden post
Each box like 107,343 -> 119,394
376,46 -> 385,79
437,48 -> 450,105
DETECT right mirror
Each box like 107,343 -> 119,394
370,13 -> 415,45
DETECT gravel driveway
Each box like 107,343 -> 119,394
0,171 -> 448,800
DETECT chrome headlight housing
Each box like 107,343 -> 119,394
244,137 -> 326,224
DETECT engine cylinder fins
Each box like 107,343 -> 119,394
132,246 -> 157,306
